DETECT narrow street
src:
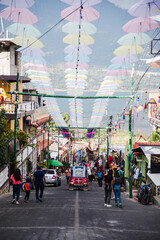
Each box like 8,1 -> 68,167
0,177 -> 160,240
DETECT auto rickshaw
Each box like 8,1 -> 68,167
69,166 -> 88,191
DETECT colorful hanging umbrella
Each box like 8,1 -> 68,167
0,0 -> 35,8
122,17 -> 160,33
23,63 -> 48,71
128,0 -> 160,18
64,54 -> 90,63
49,160 -> 63,166
61,6 -> 100,22
65,74 -> 87,79
63,34 -> 94,45
60,0 -> 102,6
117,32 -> 152,46
7,23 -> 41,37
18,47 -> 45,57
106,69 -> 130,76
62,22 -> 97,35
111,55 -> 138,64
64,45 -> 92,55
12,36 -> 44,48
114,45 -> 144,56
107,63 -> 132,70
25,70 -> 50,77
21,55 -> 46,64
64,62 -> 89,69
0,7 -> 38,24
64,68 -> 88,75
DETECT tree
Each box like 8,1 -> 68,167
152,129 -> 160,142
0,110 -> 13,166
17,130 -> 29,149
62,112 -> 70,127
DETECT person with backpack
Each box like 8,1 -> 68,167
10,168 -> 22,204
112,170 -> 122,208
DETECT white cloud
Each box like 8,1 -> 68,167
107,0 -> 139,10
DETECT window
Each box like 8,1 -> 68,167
151,154 -> 160,173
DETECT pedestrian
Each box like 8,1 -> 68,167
66,168 -> 71,184
97,169 -> 103,187
104,164 -> 113,207
112,170 -> 122,208
10,168 -> 22,204
33,165 -> 46,203
24,178 -> 31,203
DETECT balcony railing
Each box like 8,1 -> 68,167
0,101 -> 35,115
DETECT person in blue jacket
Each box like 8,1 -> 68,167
97,169 -> 103,187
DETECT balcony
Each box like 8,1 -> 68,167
0,101 -> 35,119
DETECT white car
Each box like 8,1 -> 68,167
44,169 -> 61,187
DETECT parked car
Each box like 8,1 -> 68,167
43,169 -> 61,187
69,166 -> 88,191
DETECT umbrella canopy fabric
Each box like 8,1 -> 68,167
107,63 -> 132,70
117,32 -> 152,45
64,45 -> 92,55
106,69 -> 130,76
64,62 -> 89,69
0,7 -> 38,24
12,36 -> 44,48
128,0 -> 160,18
18,47 -> 45,57
111,55 -> 138,64
7,23 -> 41,37
65,74 -> 87,79
64,54 -> 90,63
61,6 -> 100,22
60,0 -> 102,6
63,34 -> 94,45
49,160 -> 63,166
21,55 -> 46,64
62,22 -> 97,35
0,0 -> 35,8
64,68 -> 88,75
23,63 -> 48,71
122,17 -> 160,33
114,45 -> 144,56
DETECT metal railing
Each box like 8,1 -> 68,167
0,101 -> 35,114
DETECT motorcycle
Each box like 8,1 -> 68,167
136,183 -> 152,205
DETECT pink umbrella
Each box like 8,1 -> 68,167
106,69 -> 130,76
0,0 -> 35,8
64,62 -> 89,69
23,63 -> 48,71
122,17 -> 160,33
64,45 -> 92,55
111,55 -> 138,64
60,0 -> 102,6
61,6 -> 99,22
0,7 -> 38,24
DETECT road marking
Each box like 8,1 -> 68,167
0,226 -> 159,235
74,191 -> 79,240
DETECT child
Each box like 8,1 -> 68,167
24,178 -> 31,202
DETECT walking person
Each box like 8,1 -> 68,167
112,170 -> 122,208
97,169 -> 103,187
10,168 -> 22,204
24,178 -> 31,203
33,166 -> 46,203
104,164 -> 113,207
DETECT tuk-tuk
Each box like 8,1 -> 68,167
69,166 -> 88,191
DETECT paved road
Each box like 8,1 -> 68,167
0,177 -> 160,240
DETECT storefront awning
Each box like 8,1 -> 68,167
147,173 -> 160,186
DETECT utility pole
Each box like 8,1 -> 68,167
106,109 -> 109,161
98,128 -> 100,157
47,115 -> 51,168
14,59 -> 20,170
58,128 -> 60,161
128,64 -> 134,198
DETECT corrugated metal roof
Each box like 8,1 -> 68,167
147,173 -> 160,186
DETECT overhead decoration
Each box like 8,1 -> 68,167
117,32 -> 152,46
0,0 -> 69,131
60,0 -> 102,6
113,45 -> 144,56
86,128 -> 96,138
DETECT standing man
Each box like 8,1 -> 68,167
33,166 -> 46,203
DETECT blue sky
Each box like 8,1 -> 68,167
0,0 -> 138,67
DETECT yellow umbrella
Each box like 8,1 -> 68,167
12,36 -> 44,48
63,34 -> 94,45
65,74 -> 88,79
102,80 -> 122,85
113,45 -> 144,56
29,75 -> 51,81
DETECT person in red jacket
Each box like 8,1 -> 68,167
10,168 -> 22,204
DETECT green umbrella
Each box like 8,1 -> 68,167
49,160 -> 63,167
